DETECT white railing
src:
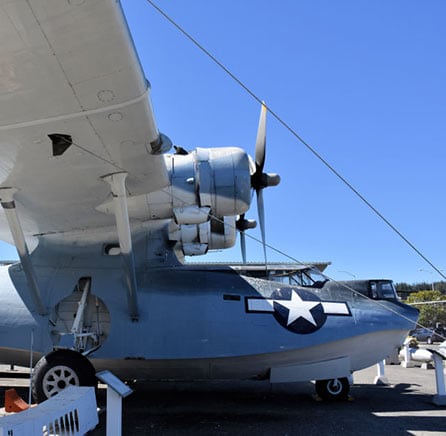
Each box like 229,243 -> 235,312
0,386 -> 98,435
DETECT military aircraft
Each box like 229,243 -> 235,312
0,0 -> 418,403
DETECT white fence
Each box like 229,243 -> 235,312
0,386 -> 98,436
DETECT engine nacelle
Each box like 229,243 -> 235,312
98,147 -> 252,223
168,216 -> 236,256
169,147 -> 252,218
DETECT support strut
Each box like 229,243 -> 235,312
102,173 -> 139,321
0,188 -> 46,315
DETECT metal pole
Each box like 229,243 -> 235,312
432,353 -> 446,406
0,188 -> 46,315
374,360 -> 388,385
106,388 -> 122,436
102,172 -> 139,321
28,329 -> 34,405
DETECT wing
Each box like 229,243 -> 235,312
0,0 -> 170,243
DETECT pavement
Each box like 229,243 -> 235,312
0,353 -> 445,435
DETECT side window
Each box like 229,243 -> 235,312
380,282 -> 395,299
370,282 -> 378,299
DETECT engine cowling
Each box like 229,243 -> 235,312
168,216 -> 236,256
168,147 -> 252,218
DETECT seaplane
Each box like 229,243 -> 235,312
0,0 -> 418,403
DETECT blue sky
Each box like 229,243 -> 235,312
3,0 -> 445,284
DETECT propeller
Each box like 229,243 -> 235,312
238,103 -> 280,264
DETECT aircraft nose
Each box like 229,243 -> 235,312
395,301 -> 419,327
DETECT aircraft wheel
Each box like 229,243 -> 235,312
315,377 -> 350,400
32,349 -> 96,403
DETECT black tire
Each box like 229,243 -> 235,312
32,349 -> 97,403
315,377 -> 350,400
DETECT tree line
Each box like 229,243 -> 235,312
395,281 -> 446,295
395,283 -> 446,328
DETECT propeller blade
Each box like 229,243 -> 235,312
256,188 -> 267,263
236,214 -> 257,264
255,102 -> 267,174
240,230 -> 247,264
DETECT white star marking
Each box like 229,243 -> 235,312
274,290 -> 320,326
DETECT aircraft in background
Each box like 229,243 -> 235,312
0,0 -> 417,402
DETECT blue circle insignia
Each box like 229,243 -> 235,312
270,288 -> 327,334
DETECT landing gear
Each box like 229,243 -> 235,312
32,349 -> 97,403
315,377 -> 350,400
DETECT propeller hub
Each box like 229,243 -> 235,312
251,172 -> 281,190
236,217 -> 257,231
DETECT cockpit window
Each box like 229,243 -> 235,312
380,282 -> 397,299
269,268 -> 328,288
369,281 -> 397,300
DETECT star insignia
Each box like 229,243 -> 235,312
274,290 -> 320,326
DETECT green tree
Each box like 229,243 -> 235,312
406,290 -> 446,327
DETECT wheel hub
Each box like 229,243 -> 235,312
42,365 -> 80,398
327,379 -> 342,395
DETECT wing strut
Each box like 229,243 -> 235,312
102,172 -> 139,321
0,188 -> 47,315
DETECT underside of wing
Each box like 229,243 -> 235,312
0,0 -> 170,243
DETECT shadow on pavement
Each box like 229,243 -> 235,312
89,379 -> 446,435
0,373 -> 444,435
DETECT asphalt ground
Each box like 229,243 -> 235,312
0,352 -> 445,435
